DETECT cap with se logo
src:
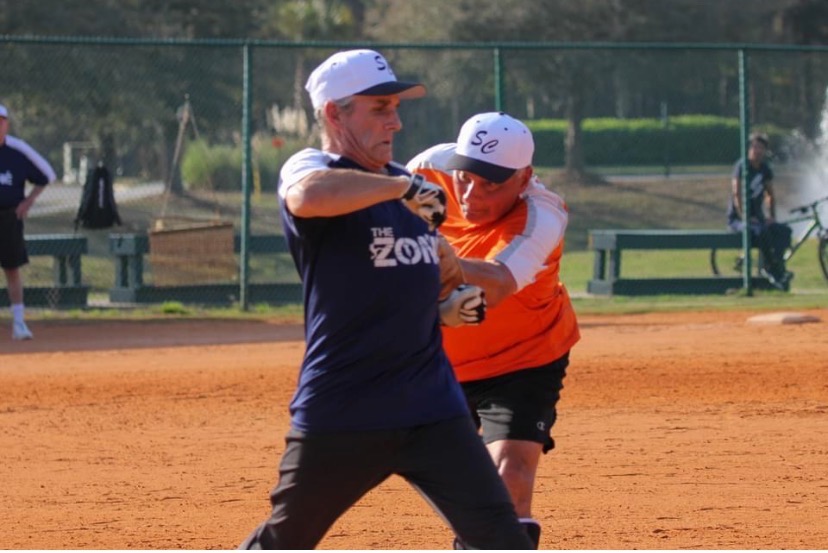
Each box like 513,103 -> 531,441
305,49 -> 426,110
445,112 -> 534,183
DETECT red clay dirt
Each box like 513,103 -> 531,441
1,309 -> 827,550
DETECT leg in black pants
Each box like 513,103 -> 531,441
239,419 -> 532,550
759,222 -> 793,284
399,416 -> 533,550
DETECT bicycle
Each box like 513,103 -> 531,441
710,194 -> 828,281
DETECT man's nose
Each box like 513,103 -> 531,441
462,181 -> 477,202
386,110 -> 402,131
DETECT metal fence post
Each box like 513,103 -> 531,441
738,48 -> 752,295
660,100 -> 670,178
493,47 -> 503,111
240,42 -> 253,310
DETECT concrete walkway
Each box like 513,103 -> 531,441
30,181 -> 165,218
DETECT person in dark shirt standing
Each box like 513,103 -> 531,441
0,103 -> 56,340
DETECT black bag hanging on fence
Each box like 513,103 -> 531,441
74,163 -> 122,230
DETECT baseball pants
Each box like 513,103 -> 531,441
239,415 -> 533,549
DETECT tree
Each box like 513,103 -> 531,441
0,0 -> 269,189
368,0 -> 805,182
260,0 -> 362,114
774,0 -> 828,140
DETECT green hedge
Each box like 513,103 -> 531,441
525,115 -> 787,167
180,137 -> 305,191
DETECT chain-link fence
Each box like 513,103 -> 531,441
3,37 -> 828,305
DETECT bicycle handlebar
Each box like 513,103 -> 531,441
789,195 -> 828,215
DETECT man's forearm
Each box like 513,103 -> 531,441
16,185 -> 46,218
286,170 -> 409,217
26,184 -> 46,204
458,258 -> 517,308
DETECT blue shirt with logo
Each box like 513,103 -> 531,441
0,136 -> 56,208
277,148 -> 467,432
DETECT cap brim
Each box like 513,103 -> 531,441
445,153 -> 516,184
356,81 -> 426,101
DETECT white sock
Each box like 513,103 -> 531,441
11,304 -> 24,323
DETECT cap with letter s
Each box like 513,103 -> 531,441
445,112 -> 534,183
305,49 -> 426,110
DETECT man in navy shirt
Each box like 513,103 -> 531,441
238,50 -> 532,550
727,132 -> 792,290
0,103 -> 56,340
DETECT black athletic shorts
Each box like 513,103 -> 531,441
461,353 -> 569,454
0,207 -> 28,270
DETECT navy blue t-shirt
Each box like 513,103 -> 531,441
278,149 -> 468,433
0,136 -> 56,208
727,159 -> 773,225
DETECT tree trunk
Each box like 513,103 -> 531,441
154,120 -> 170,188
564,91 -> 585,180
293,53 -> 305,111
800,59 -> 817,141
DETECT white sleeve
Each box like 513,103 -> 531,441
7,136 -> 57,184
277,148 -> 337,200
495,177 -> 569,291
406,143 -> 457,173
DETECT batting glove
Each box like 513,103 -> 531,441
439,284 -> 486,327
401,174 -> 447,231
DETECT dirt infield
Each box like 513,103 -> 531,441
2,309 -> 827,550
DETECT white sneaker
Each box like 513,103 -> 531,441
12,320 -> 33,341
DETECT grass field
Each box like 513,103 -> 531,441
15,167 -> 828,317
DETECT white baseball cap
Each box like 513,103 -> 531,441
446,112 -> 534,183
0,104 -> 8,118
305,49 -> 426,110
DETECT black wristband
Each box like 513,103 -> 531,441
402,173 -> 424,200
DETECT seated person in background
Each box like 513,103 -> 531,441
727,132 -> 793,290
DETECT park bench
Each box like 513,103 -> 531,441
587,229 -> 775,295
0,234 -> 89,307
108,232 -> 302,305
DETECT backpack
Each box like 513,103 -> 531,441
74,164 -> 122,230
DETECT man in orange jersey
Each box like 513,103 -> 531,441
408,112 -> 580,549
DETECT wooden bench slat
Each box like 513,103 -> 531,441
109,233 -> 289,255
25,234 -> 88,255
589,229 -> 745,250
588,229 -> 767,296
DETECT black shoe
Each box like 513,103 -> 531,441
780,271 -> 794,291
521,519 -> 541,549
759,268 -> 784,290
760,268 -> 791,291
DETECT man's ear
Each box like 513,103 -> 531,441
518,166 -> 534,192
323,101 -> 341,128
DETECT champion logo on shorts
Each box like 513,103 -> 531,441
369,227 -> 438,268
536,421 -> 546,431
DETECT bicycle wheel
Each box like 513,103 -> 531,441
818,236 -> 828,281
710,248 -> 723,275
710,248 -> 742,276
710,248 -> 760,276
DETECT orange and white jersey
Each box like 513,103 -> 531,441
408,144 -> 580,383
